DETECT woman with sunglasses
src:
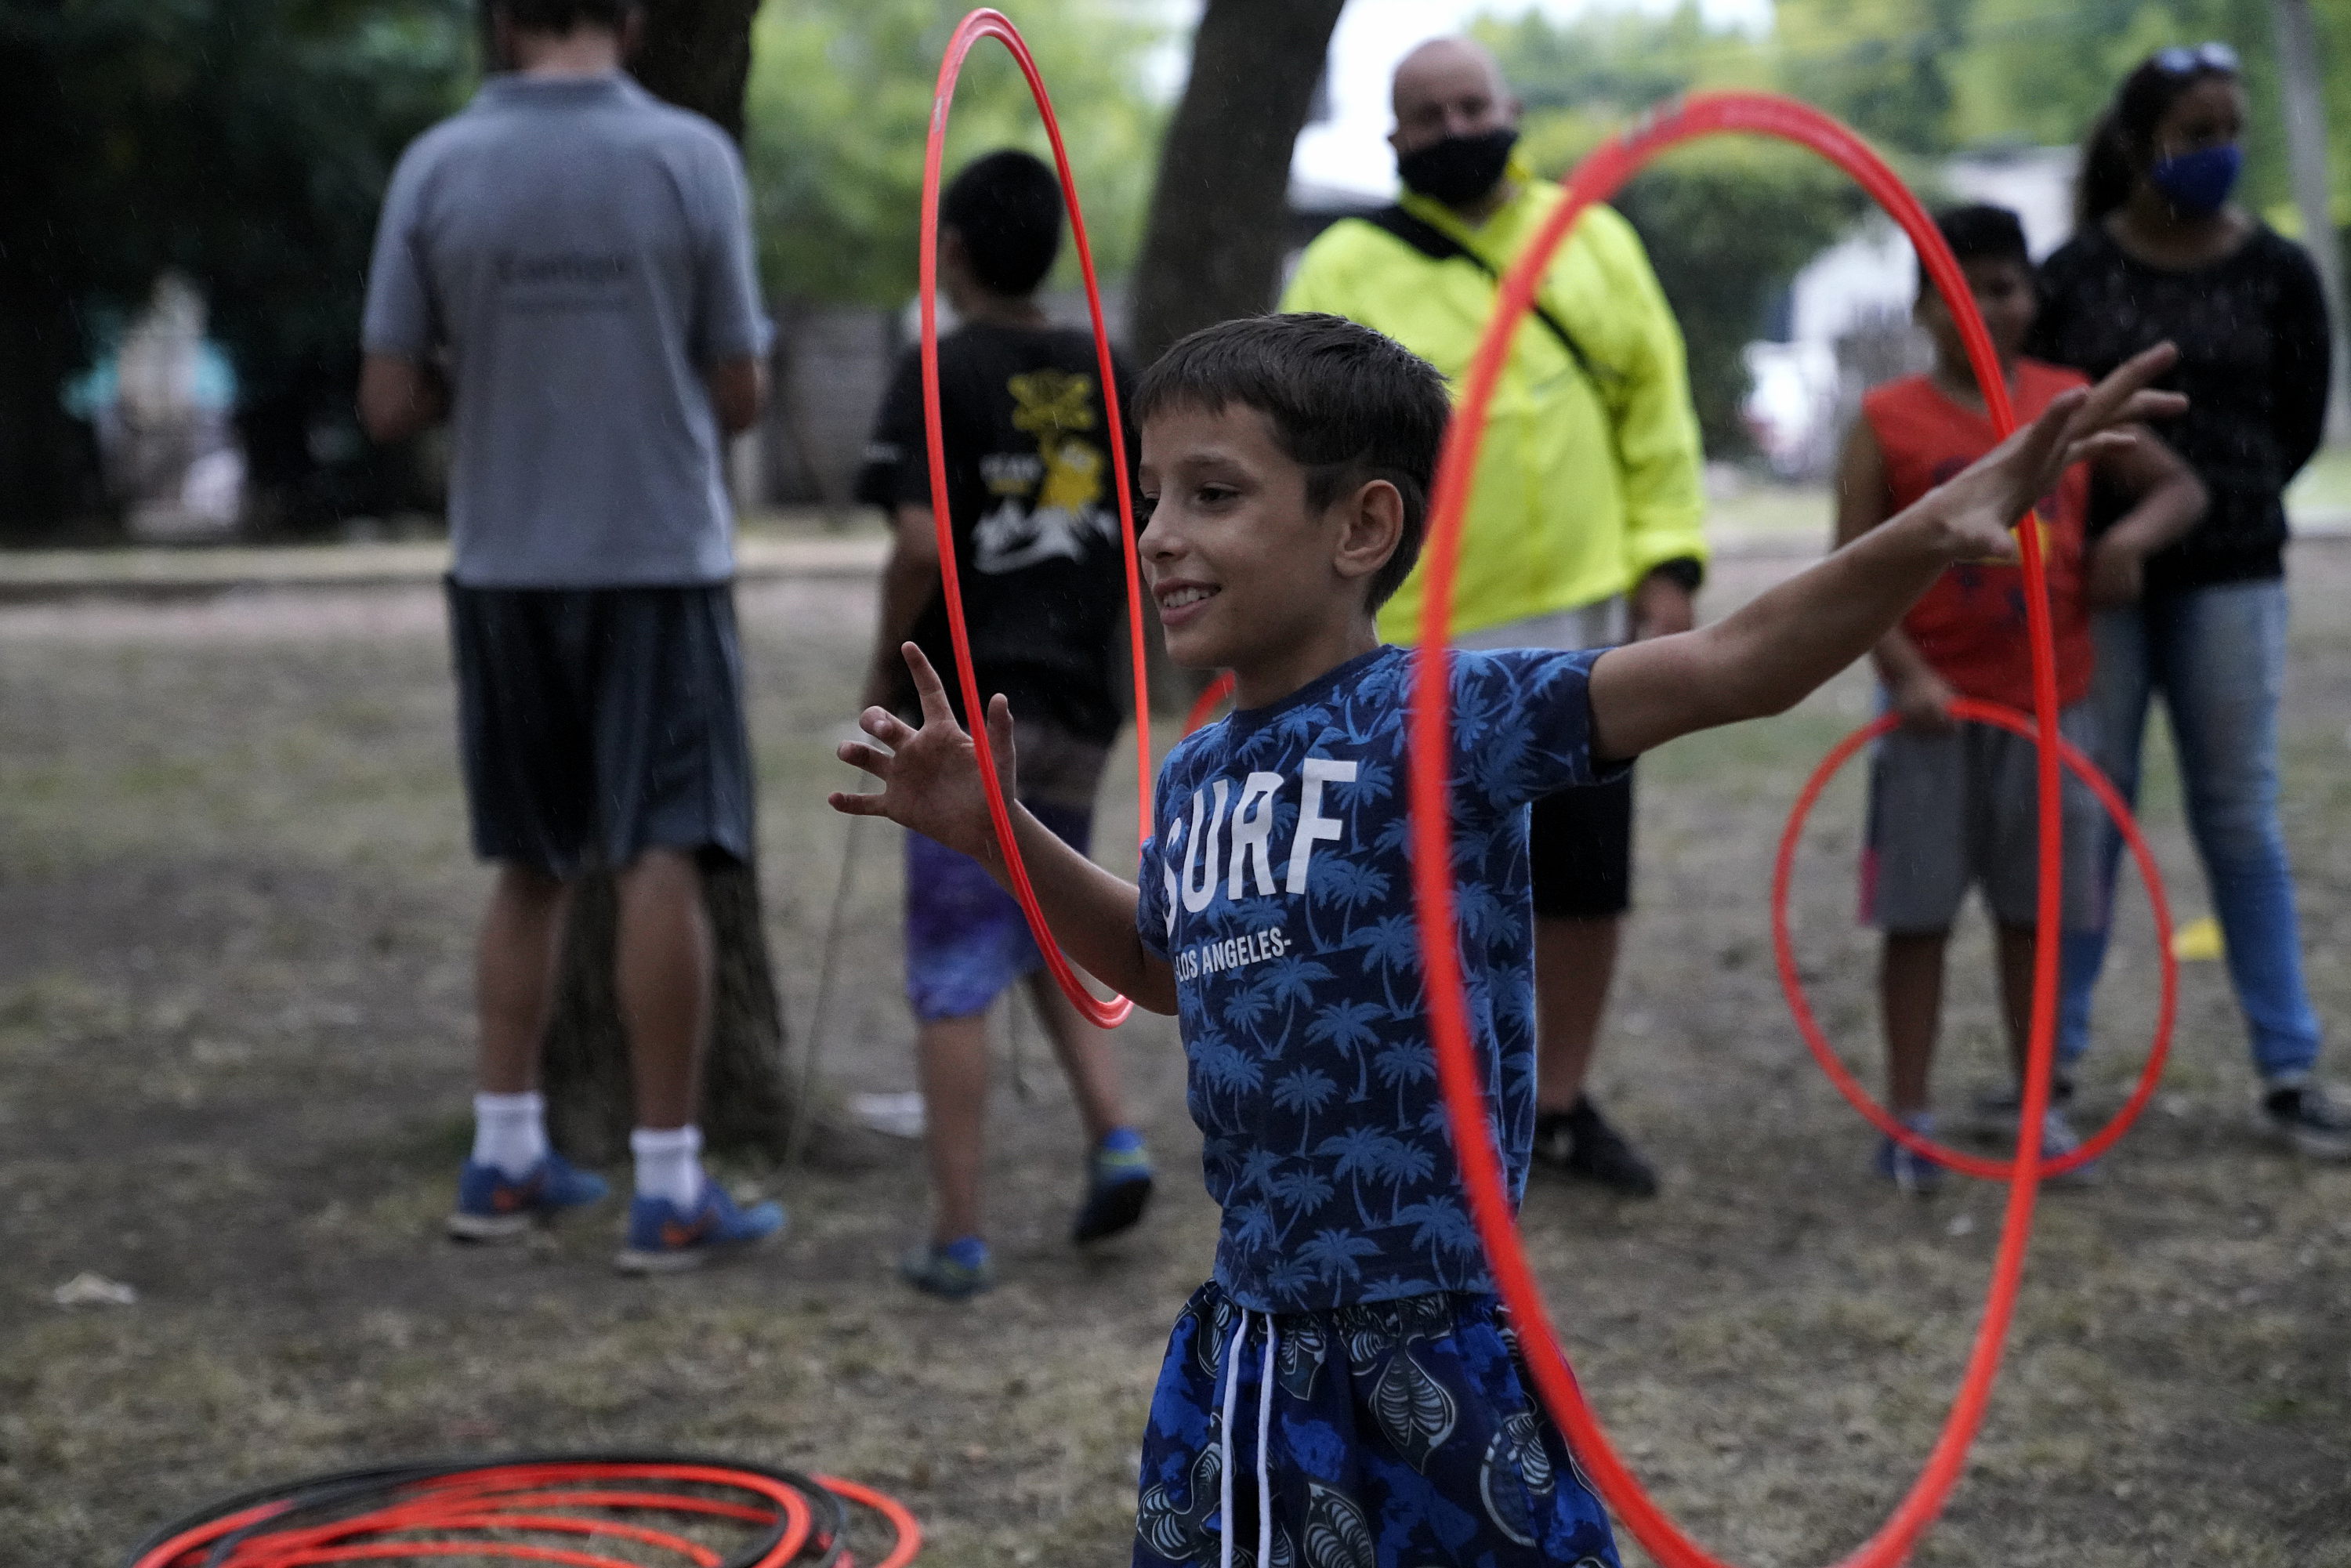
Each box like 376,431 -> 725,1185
2023,42 -> 2348,1159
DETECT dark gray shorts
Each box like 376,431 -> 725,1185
1528,770 -> 1634,919
447,581 -> 755,879
1457,599 -> 1635,922
1861,701 -> 2102,934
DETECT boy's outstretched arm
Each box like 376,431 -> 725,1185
1589,344 -> 2186,761
830,643 -> 1179,1016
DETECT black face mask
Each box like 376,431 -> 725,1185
1396,127 -> 1519,206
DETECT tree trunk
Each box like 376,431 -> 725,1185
1127,0 -> 1347,364
0,43 -> 105,538
1125,0 -> 1346,711
2270,0 -> 2351,442
530,1 -> 847,1168
0,277 -> 100,538
542,854 -> 801,1166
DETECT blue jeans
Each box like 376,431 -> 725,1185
2059,580 -> 2322,1080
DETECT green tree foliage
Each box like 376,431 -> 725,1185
743,0 -> 1167,307
1772,0 -> 1973,154
1943,0 -> 2346,229
0,0 -> 473,532
1777,0 -> 2349,227
1774,0 -> 2349,226
1618,145 -> 1864,454
1480,6 -> 1863,454
1480,0 -> 2350,453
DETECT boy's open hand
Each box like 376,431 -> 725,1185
1915,343 -> 2186,564
829,642 -> 1020,867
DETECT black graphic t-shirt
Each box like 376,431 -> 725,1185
857,323 -> 1139,744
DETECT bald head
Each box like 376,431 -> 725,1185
1389,38 -> 1519,157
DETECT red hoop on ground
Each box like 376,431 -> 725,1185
812,1474 -> 923,1568
919,8 -> 1152,1027
131,1461 -> 828,1568
1775,698 -> 2177,1179
1409,92 -> 2175,1568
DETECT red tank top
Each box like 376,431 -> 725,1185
1861,359 -> 2095,710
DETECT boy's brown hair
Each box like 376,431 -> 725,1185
1134,313 -> 1451,611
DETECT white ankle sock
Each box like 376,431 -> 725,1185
472,1092 -> 549,1179
630,1124 -> 705,1208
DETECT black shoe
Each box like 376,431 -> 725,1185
1531,1096 -> 1659,1197
2258,1078 -> 2351,1161
1071,1134 -> 1155,1244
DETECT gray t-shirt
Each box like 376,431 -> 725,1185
362,73 -> 770,587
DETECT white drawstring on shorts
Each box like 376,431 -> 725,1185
1218,1307 -> 1281,1568
1255,1317 -> 1276,1567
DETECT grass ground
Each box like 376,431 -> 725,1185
2288,441 -> 2351,517
3,551 -> 2349,1566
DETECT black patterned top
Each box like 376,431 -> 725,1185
2030,223 -> 2331,595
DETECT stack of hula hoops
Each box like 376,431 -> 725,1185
126,1456 -> 920,1568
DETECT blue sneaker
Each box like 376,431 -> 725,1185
2032,1107 -> 2102,1188
1071,1128 -> 1154,1244
1872,1116 -> 1947,1197
614,1182 -> 785,1275
900,1236 -> 995,1300
447,1153 -> 610,1242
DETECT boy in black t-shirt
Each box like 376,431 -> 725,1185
853,150 -> 1152,1298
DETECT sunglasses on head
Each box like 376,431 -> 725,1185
2151,41 -> 2240,76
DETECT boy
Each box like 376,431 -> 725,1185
853,149 -> 1152,1299
834,312 -> 2182,1563
1835,205 -> 2203,1193
359,0 -> 783,1271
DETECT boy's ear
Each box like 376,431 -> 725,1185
1330,477 -> 1405,588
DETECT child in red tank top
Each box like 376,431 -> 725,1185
1864,360 -> 2096,712
1832,205 -> 2204,1193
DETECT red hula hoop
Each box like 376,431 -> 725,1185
921,8 -> 1153,1027
812,1473 -> 924,1568
1776,699 -> 2177,1178
136,1462 -> 820,1568
1410,92 -> 2175,1568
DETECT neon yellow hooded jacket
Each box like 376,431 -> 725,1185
1279,174 -> 1708,643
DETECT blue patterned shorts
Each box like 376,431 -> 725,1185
1133,1282 -> 1620,1567
904,798 -> 1091,1022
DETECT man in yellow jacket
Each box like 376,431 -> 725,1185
1281,36 -> 1708,1196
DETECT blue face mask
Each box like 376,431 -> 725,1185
2150,142 -> 2242,216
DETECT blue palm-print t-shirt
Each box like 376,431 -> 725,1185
1136,643 -> 1620,1313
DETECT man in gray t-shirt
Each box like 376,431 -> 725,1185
358,0 -> 781,1273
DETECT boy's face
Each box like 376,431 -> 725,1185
1136,402 -> 1397,678
1918,255 -> 2036,378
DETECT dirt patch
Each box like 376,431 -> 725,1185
4,562 -> 2350,1566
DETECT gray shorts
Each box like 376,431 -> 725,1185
1861,701 -> 2103,934
447,581 -> 755,880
